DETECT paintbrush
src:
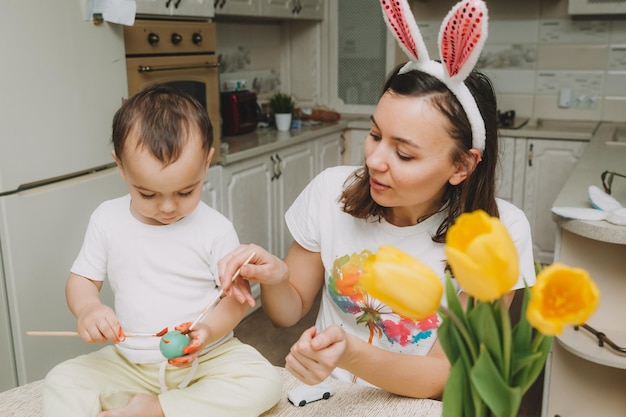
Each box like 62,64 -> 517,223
188,251 -> 256,331
27,327 -> 169,338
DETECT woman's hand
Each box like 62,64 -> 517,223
75,302 -> 123,344
218,244 -> 289,305
285,325 -> 348,385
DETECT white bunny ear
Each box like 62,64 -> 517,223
380,0 -> 429,63
439,0 -> 488,81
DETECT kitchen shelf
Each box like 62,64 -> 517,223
558,326 -> 626,369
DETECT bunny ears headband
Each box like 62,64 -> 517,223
380,0 -> 488,154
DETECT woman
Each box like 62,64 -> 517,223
219,63 -> 535,400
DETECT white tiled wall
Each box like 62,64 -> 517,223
412,0 -> 626,122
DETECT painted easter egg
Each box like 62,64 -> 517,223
159,330 -> 190,360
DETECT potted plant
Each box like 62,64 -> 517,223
269,92 -> 295,131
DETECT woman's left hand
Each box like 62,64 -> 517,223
285,325 -> 348,385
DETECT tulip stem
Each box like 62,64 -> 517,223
438,306 -> 478,361
499,298 -> 511,382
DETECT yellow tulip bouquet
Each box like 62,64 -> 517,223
358,210 -> 600,417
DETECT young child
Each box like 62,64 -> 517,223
43,85 -> 282,417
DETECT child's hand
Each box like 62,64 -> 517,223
169,322 -> 209,366
75,303 -> 124,344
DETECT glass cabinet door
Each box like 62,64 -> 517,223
330,0 -> 396,113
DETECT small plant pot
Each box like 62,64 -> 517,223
275,113 -> 292,132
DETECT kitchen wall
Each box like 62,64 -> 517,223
407,0 -> 626,122
217,22 -> 283,97
216,0 -> 626,122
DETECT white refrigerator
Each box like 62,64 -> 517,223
0,1 -> 129,389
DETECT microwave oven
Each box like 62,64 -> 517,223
569,0 -> 626,15
220,90 -> 260,136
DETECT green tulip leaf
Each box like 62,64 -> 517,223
520,335 -> 553,392
511,286 -> 533,354
444,273 -> 466,324
442,359 -> 469,417
438,317 -> 461,360
511,351 -> 543,378
470,345 -> 523,417
467,301 -> 503,370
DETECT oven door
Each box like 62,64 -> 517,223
126,54 -> 221,162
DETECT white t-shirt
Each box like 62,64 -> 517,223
285,166 -> 535,384
71,195 -> 239,363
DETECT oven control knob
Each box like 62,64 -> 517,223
147,33 -> 159,46
171,33 -> 183,45
192,33 -> 202,45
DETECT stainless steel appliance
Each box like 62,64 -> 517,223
0,1 -> 129,389
123,20 -> 222,162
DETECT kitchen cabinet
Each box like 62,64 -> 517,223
221,141 -> 316,259
543,122 -> 626,417
521,139 -> 587,264
498,136 -> 587,265
136,0 -> 215,18
262,0 -> 324,20
213,0 -> 260,16
316,131 -> 345,172
201,165 -> 224,214
343,129 -> 368,166
214,0 -> 324,19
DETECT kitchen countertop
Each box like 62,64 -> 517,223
347,116 -> 600,141
501,118 -> 599,140
220,120 -> 350,165
551,122 -> 626,245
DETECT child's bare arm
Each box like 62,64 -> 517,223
66,272 -> 123,344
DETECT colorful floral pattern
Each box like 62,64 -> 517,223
328,250 -> 439,348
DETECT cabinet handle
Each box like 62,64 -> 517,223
275,154 -> 283,179
220,0 -> 226,8
527,143 -> 533,167
174,0 -> 182,8
270,155 -> 278,181
165,0 -> 172,8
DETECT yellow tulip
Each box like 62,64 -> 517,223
526,263 -> 600,336
358,246 -> 443,321
444,210 -> 519,302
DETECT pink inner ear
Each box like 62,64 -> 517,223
440,0 -> 484,77
382,0 -> 419,60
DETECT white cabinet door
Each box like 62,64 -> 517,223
172,0 -> 215,17
221,154 -> 275,252
343,129 -> 368,166
294,0 -> 324,19
202,165 -> 223,214
214,0 -> 260,16
316,132 -> 345,173
496,136 -> 527,208
136,0 -> 214,17
261,0 -> 323,19
135,0 -> 173,15
273,142 -> 316,258
522,139 -> 587,264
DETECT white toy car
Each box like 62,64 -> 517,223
287,382 -> 334,407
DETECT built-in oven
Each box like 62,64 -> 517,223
123,19 -> 222,162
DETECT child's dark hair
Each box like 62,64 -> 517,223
112,85 -> 213,166
341,64 -> 500,242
